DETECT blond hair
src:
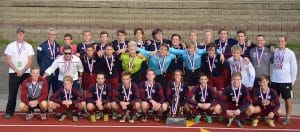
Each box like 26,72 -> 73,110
232,72 -> 242,79
30,66 -> 40,73
186,41 -> 196,49
128,41 -> 137,48
231,45 -> 242,52
63,75 -> 73,84
189,31 -> 197,36
82,30 -> 91,36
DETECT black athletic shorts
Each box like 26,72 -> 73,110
271,82 -> 293,99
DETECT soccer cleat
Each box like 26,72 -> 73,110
129,115 -> 135,123
40,113 -> 47,120
112,112 -> 118,120
282,118 -> 290,126
206,115 -> 212,124
217,116 -> 223,122
96,112 -> 101,120
135,112 -> 142,118
236,120 -> 244,128
252,119 -> 259,127
90,114 -> 96,123
266,119 -> 275,127
226,117 -> 234,127
103,114 -> 109,122
58,114 -> 67,122
154,114 -> 160,122
55,113 -> 62,119
119,115 -> 126,123
25,113 -> 34,121
194,115 -> 201,123
72,115 -> 78,122
141,115 -> 148,123
132,113 -> 138,120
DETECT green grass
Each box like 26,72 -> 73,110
267,42 -> 300,52
286,42 -> 300,52
0,39 -> 11,49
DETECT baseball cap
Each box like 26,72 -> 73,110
16,27 -> 25,33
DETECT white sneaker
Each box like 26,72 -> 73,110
26,113 -> 34,121
40,113 -> 47,120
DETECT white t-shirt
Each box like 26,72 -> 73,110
4,41 -> 35,73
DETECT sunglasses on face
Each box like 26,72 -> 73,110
64,52 -> 72,55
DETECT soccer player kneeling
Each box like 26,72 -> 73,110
19,67 -> 48,121
112,71 -> 140,123
86,73 -> 113,122
48,76 -> 86,122
220,72 -> 252,127
189,74 -> 222,123
140,69 -> 165,122
164,70 -> 192,118
249,75 -> 282,127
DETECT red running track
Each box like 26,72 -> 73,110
0,113 -> 300,132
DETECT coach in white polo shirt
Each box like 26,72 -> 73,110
43,45 -> 83,90
4,27 -> 35,119
271,35 -> 297,125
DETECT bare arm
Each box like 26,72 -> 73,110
6,55 -> 20,73
22,55 -> 34,72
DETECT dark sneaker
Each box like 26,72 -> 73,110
112,112 -> 118,120
4,114 -> 12,119
154,114 -> 160,122
142,115 -> 148,122
119,115 -> 126,123
282,118 -> 290,126
236,120 -> 244,128
58,114 -> 67,122
129,115 -> 135,123
226,117 -> 234,127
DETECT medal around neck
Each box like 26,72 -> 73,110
166,90 -> 186,126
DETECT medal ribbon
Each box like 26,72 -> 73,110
146,81 -> 154,99
256,47 -> 265,66
96,83 -> 105,101
171,82 -> 181,115
187,52 -> 196,71
122,83 -> 132,102
158,55 -> 166,74
48,40 -> 56,59
232,84 -> 241,106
